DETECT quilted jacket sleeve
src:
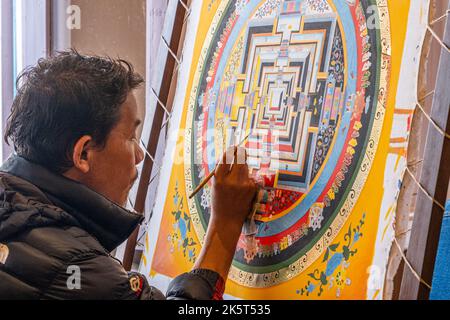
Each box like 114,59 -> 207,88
40,250 -> 224,300
166,269 -> 225,300
41,251 -> 166,300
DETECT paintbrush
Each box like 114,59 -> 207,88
188,132 -> 251,199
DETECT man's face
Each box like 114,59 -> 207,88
83,93 -> 144,206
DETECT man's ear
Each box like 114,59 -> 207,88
72,135 -> 93,174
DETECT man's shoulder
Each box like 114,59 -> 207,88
19,224 -> 109,260
0,171 -> 51,204
0,169 -> 108,259
0,224 -> 113,299
4,224 -> 110,276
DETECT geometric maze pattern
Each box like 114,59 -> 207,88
186,0 -> 388,288
222,0 -> 344,193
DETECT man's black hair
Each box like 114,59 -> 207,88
4,49 -> 144,174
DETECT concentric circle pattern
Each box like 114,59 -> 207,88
184,0 -> 390,288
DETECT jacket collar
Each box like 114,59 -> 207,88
0,155 -> 143,251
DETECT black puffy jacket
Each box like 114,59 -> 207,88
0,156 -> 224,300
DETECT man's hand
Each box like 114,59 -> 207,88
193,147 -> 257,281
211,146 -> 257,229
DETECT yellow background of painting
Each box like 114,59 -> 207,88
147,0 -> 411,299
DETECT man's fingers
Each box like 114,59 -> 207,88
217,146 -> 250,183
215,147 -> 234,178
230,147 -> 249,179
247,179 -> 259,210
235,147 -> 246,165
234,163 -> 250,180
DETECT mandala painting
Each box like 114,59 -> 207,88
140,0 -> 429,299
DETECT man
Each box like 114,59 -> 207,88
0,51 -> 257,300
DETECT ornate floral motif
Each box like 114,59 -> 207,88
255,0 -> 281,19
312,126 -> 336,178
168,182 -> 197,262
237,222 -> 309,261
297,212 -> 366,297
329,27 -> 345,85
242,235 -> 260,263
224,37 -> 244,82
305,0 -> 330,13
235,0 -> 248,14
200,185 -> 211,209
309,203 -> 325,231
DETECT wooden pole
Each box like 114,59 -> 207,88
399,2 -> 450,299
122,0 -> 189,271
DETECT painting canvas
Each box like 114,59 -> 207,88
139,0 -> 429,299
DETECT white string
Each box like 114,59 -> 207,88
183,10 -> 192,25
140,139 -> 156,163
161,114 -> 173,130
393,237 -> 432,290
139,139 -> 164,187
405,166 -> 445,211
407,159 -> 423,168
132,0 -> 194,251
393,9 -> 450,291
419,90 -> 435,102
161,35 -> 182,66
128,197 -> 135,210
136,219 -> 151,247
159,0 -> 193,139
414,11 -> 450,141
131,138 -> 163,243
174,54 -> 184,73
148,168 -> 162,187
426,24 -> 450,54
429,9 -> 449,26
415,100 -> 450,140
151,87 -> 171,117
178,0 -> 192,24
429,9 -> 450,26
178,0 -> 189,11
395,228 -> 412,238
133,168 -> 162,247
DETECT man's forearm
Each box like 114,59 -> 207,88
193,218 -> 243,281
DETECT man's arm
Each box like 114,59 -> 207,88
41,147 -> 256,300
166,147 -> 256,300
41,251 -> 166,300
192,147 -> 257,283
166,269 -> 225,300
41,251 -> 223,300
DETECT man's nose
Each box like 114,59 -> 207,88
136,143 -> 145,165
